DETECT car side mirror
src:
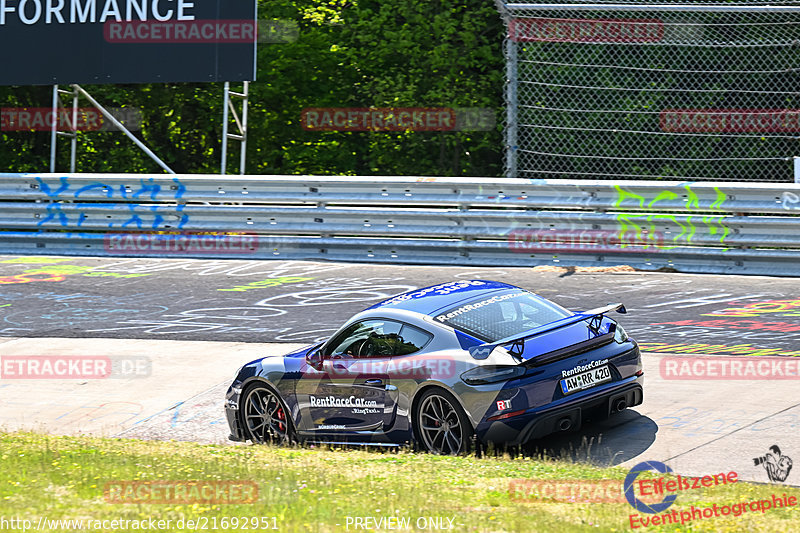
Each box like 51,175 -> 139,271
306,349 -> 324,370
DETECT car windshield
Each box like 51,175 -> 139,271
433,289 -> 572,342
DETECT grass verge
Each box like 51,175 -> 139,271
1,432 -> 798,532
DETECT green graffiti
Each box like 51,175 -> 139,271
19,265 -> 150,279
684,185 -> 700,210
23,265 -> 92,275
614,185 -> 645,209
614,186 -> 645,249
81,271 -> 150,279
614,213 -> 675,250
0,257 -> 74,264
648,190 -> 678,208
218,276 -> 314,292
613,185 -> 730,249
711,187 -> 726,210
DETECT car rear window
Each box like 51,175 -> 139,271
433,290 -> 571,342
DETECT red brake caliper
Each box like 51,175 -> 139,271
277,407 -> 286,432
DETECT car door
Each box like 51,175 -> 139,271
295,319 -> 403,434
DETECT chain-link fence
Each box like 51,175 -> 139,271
495,1 -> 800,181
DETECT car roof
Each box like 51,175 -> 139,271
367,280 -> 521,317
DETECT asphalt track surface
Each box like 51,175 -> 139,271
1,255 -> 799,486
2,255 -> 800,350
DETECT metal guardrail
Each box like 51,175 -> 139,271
2,173 -> 800,276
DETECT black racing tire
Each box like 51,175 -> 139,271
413,388 -> 474,455
240,382 -> 295,445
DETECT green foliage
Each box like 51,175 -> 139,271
0,0 -> 504,176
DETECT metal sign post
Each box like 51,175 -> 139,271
220,81 -> 250,175
49,85 -> 175,174
49,85 -> 79,173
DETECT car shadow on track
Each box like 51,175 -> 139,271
505,410 -> 658,466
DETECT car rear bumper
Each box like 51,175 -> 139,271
477,375 -> 644,445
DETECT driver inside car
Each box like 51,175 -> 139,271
341,332 -> 397,358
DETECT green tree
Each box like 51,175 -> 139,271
0,0 -> 504,176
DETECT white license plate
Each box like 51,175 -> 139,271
560,365 -> 612,395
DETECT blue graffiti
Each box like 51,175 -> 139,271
172,177 -> 186,199
32,176 -> 190,231
122,178 -> 161,201
36,203 -> 185,230
130,400 -> 226,429
121,204 -> 144,229
34,175 -> 186,202
169,402 -> 227,427
74,182 -> 114,199
35,177 -> 70,198
36,204 -> 70,227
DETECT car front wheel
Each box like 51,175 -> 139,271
241,384 -> 294,445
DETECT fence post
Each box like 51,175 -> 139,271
794,157 -> 800,184
505,35 -> 518,179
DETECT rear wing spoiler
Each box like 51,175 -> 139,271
467,302 -> 626,360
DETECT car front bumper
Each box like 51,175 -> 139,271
225,384 -> 244,442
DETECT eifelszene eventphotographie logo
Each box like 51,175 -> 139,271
625,460 -> 678,514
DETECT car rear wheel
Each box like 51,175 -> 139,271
241,384 -> 294,445
415,389 -> 474,455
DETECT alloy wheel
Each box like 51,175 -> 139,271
243,386 -> 291,444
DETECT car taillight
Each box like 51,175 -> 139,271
460,365 -> 525,385
487,409 -> 527,422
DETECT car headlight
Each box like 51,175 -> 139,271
230,364 -> 248,394
461,365 -> 525,385
614,323 -> 629,343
